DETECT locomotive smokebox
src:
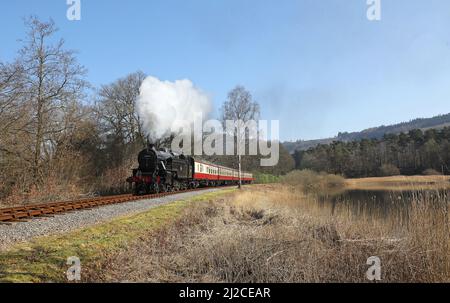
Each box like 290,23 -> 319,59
138,146 -> 158,173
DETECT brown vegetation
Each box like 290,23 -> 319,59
379,164 -> 401,177
84,185 -> 449,282
282,170 -> 345,192
346,175 -> 450,191
422,168 -> 443,176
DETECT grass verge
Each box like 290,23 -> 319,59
0,189 -> 235,283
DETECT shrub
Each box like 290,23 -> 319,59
379,164 -> 400,177
282,170 -> 344,192
422,168 -> 443,176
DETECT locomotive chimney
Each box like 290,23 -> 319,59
145,135 -> 157,151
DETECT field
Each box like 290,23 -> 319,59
345,175 -> 450,190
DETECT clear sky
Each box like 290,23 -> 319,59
1,0 -> 450,141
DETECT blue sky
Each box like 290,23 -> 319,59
1,0 -> 450,141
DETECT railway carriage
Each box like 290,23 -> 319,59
193,160 -> 254,187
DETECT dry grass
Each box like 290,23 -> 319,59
283,170 -> 345,192
85,185 -> 449,283
0,160 -> 134,207
346,175 -> 450,191
0,174 -> 86,207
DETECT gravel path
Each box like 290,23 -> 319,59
0,188 -> 226,251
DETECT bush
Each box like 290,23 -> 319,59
422,169 -> 443,176
282,170 -> 344,192
379,164 -> 400,177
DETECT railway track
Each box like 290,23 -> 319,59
0,187 -> 225,224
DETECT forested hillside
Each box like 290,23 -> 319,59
293,128 -> 450,177
284,113 -> 450,153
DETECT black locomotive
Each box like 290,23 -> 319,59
127,144 -> 196,195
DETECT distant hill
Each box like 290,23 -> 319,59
284,113 -> 450,153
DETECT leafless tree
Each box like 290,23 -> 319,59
97,71 -> 146,146
0,61 -> 26,143
0,61 -> 27,193
18,17 -> 88,181
221,85 -> 260,188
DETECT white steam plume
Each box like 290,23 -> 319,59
137,76 -> 212,140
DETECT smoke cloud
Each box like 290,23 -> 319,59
137,76 -> 212,140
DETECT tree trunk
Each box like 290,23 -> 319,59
33,37 -> 45,182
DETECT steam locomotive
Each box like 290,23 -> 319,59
127,144 -> 254,195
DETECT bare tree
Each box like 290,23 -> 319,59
19,17 -> 88,181
0,61 -> 27,194
0,62 -> 23,112
0,61 -> 26,143
97,71 -> 146,146
221,85 -> 260,188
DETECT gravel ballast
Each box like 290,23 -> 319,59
0,188 -> 226,251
